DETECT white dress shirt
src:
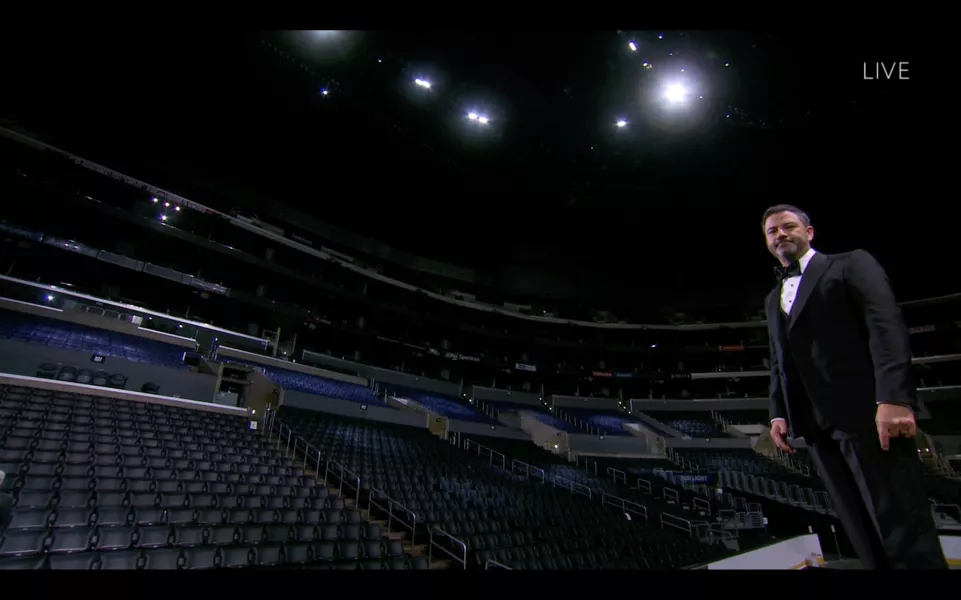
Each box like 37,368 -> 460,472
779,247 -> 817,315
772,248 -> 816,425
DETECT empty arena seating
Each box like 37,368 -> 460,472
620,412 -> 678,438
0,310 -> 188,370
225,359 -> 383,406
708,446 -> 961,532
528,412 -> 583,433
676,449 -> 795,477
281,407 -> 734,569
387,388 -> 494,424
714,409 -> 767,425
0,385 -> 420,570
557,408 -> 638,436
641,412 -> 729,438
481,398 -> 544,412
36,364 -> 128,389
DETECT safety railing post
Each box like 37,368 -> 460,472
411,514 -> 417,547
428,526 -> 468,570
659,513 -> 694,537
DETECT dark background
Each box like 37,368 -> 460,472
0,30 -> 955,306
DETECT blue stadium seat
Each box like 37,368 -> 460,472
0,310 -> 191,370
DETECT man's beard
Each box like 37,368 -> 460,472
776,240 -> 804,261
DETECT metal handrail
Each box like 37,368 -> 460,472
635,478 -> 652,494
511,459 -> 546,484
325,459 -> 362,505
660,512 -> 693,537
263,407 -> 431,552
463,438 -> 507,469
694,521 -> 735,544
485,559 -> 514,570
368,487 -> 419,546
552,476 -> 592,499
709,523 -> 735,539
428,526 -> 468,570
263,408 -> 324,483
717,508 -> 737,525
606,466 -> 626,485
600,492 -> 648,521
266,409 -> 328,481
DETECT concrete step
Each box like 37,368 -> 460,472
323,486 -> 360,509
368,519 -> 408,541
321,487 -> 361,514
409,544 -> 428,557
430,558 -> 454,570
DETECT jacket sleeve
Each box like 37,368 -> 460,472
766,308 -> 788,423
0,491 -> 12,532
843,249 -> 919,410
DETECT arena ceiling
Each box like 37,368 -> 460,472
0,30 -> 953,299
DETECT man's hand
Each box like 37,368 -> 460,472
876,403 -> 917,451
770,419 -> 795,454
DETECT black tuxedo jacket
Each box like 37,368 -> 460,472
766,250 -> 918,437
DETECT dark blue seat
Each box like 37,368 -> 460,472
0,309 -> 191,370
226,359 -> 382,406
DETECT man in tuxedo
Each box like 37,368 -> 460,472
762,204 -> 946,569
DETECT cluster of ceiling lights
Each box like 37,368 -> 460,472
619,32 -> 782,132
408,75 -> 492,125
399,31 -> 716,134
277,31 -> 785,139
618,32 -> 714,127
153,197 -> 180,221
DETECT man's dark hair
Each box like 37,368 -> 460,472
761,204 -> 811,228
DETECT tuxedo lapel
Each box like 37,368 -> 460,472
788,252 -> 829,331
767,289 -> 783,343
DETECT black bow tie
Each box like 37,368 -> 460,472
774,261 -> 802,281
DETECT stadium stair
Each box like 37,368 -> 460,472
275,406 -> 735,569
0,384 -> 425,570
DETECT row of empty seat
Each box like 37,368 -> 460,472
226,359 -> 382,406
388,387 -> 495,424
0,309 -> 190,370
282,407 -> 734,569
556,408 -> 643,436
640,412 -> 730,438
36,363 -> 128,389
528,411 -> 583,433
0,384 -> 424,570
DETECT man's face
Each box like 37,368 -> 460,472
764,211 -> 814,263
